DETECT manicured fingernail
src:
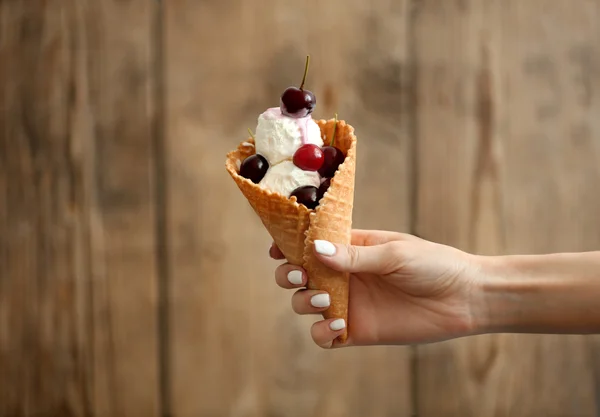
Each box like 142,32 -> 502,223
329,319 -> 346,331
310,293 -> 330,308
287,270 -> 303,285
314,240 -> 336,256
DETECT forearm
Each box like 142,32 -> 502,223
475,252 -> 600,335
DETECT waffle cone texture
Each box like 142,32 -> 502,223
225,119 -> 356,343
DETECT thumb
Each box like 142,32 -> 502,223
312,239 -> 400,274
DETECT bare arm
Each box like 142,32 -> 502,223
476,252 -> 600,335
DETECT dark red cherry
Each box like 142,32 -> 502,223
293,144 -> 324,171
317,178 -> 331,200
290,185 -> 319,209
239,154 -> 268,184
318,146 -> 345,178
280,56 -> 316,118
280,87 -> 316,118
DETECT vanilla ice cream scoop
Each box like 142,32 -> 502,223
259,161 -> 320,197
254,107 -> 323,165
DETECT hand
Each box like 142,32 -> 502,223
270,229 -> 485,349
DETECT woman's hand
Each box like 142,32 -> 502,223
270,230 -> 487,349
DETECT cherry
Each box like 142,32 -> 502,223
317,178 -> 331,201
281,88 -> 316,118
318,146 -> 345,178
280,56 -> 316,118
291,185 -> 319,209
293,144 -> 324,171
239,154 -> 268,184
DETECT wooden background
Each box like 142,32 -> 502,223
1,0 -> 599,416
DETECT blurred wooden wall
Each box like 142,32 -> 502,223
1,0 -> 599,416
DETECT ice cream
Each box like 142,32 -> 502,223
225,117 -> 357,344
255,107 -> 323,165
250,106 -> 325,200
259,161 -> 320,196
225,55 -> 356,344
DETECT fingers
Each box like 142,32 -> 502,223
275,264 -> 307,289
313,239 -> 401,274
269,242 -> 285,260
270,231 -> 421,261
291,289 -> 331,314
275,265 -> 332,314
310,319 -> 347,349
274,263 -> 348,349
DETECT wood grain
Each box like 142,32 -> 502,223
164,0 -> 413,415
0,1 -> 161,416
413,0 -> 600,416
2,0 -> 599,416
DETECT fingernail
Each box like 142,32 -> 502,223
329,319 -> 346,331
310,293 -> 330,308
314,240 -> 336,256
287,270 -> 303,285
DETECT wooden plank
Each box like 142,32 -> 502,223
594,338 -> 600,411
413,0 -> 600,416
165,0 -> 413,415
0,1 -> 161,416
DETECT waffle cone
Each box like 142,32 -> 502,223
225,119 -> 356,343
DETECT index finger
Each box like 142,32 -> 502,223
269,242 -> 285,260
272,230 -> 417,258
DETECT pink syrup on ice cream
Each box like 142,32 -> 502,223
263,107 -> 311,145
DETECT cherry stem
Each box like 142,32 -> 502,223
300,55 -> 310,90
331,113 -> 338,147
247,128 -> 255,139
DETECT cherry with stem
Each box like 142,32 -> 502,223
280,55 -> 317,118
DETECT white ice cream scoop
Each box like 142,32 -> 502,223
254,107 -> 323,165
259,161 -> 320,197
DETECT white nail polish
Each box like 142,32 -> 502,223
329,319 -> 346,331
314,240 -> 336,256
287,270 -> 303,285
310,293 -> 330,308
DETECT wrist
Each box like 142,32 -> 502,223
470,252 -> 600,335
469,255 -> 519,335
467,254 -> 505,335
